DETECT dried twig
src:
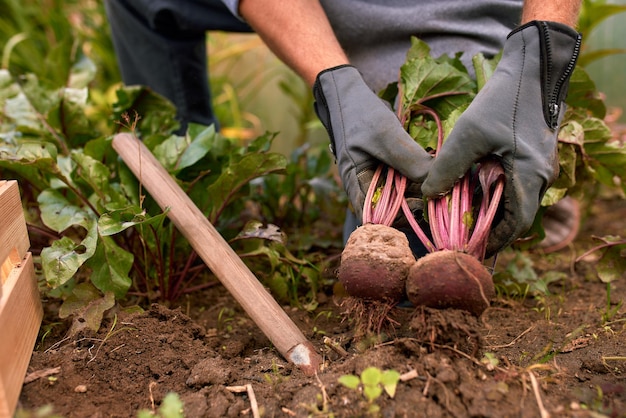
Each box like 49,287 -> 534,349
528,371 -> 550,418
246,384 -> 260,418
488,326 -> 534,349
323,336 -> 349,357
24,366 -> 61,384
315,372 -> 329,412
281,407 -> 296,416
225,385 -> 248,393
148,381 -> 158,412
399,369 -> 420,382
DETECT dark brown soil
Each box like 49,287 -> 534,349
16,197 -> 626,418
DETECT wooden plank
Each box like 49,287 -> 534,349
112,133 -> 321,374
0,181 -> 30,286
0,180 -> 42,416
0,253 -> 41,417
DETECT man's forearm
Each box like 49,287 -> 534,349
521,0 -> 582,27
238,0 -> 349,86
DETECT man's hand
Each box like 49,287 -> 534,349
421,21 -> 582,255
313,65 -> 433,221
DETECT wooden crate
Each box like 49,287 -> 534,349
0,180 -> 42,417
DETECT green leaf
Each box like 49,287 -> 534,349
38,188 -> 93,232
41,220 -> 98,288
558,120 -> 585,147
153,125 -> 217,173
363,385 -> 383,403
68,55 -> 97,89
59,283 -> 115,332
400,51 -> 475,117
235,220 -> 287,244
111,85 -> 179,138
151,134 -> 187,172
71,150 -> 113,199
237,243 -> 283,271
177,124 -> 218,170
338,374 -> 360,390
3,92 -> 46,132
578,48 -> 626,67
48,87 -> 94,147
578,0 -> 626,39
98,206 -> 168,236
541,188 -> 567,207
17,73 -> 62,118
566,67 -> 606,119
246,131 -> 277,153
0,140 -> 59,175
472,52 -> 500,92
265,270 -> 291,303
207,152 -> 287,221
399,37 -> 475,149
0,69 -> 21,102
597,244 -> 626,283
381,370 -> 401,398
157,393 -> 185,418
360,367 -> 382,386
87,236 -> 133,298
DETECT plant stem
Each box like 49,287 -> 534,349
361,104 -> 504,262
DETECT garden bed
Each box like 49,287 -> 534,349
18,197 -> 625,417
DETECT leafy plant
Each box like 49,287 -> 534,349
493,252 -> 567,299
577,236 -> 626,283
0,0 -> 347,332
577,0 -> 626,67
0,51 -> 343,332
338,367 -> 400,416
576,236 -> 626,323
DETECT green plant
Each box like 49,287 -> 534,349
1,50 -> 345,332
216,307 -> 236,334
137,392 -> 184,418
338,367 -> 400,416
577,0 -> 626,67
493,252 -> 567,299
575,236 -> 626,323
251,142 -> 346,250
262,359 -> 289,387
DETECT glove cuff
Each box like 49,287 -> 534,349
509,21 -> 582,129
312,65 -> 359,157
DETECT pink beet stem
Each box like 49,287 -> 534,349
362,165 -> 384,225
401,199 -> 436,252
449,176 -> 462,250
361,98 -> 505,262
381,171 -> 406,226
466,162 -> 505,258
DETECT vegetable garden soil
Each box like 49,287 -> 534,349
18,196 -> 626,418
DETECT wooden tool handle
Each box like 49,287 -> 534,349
112,133 -> 320,374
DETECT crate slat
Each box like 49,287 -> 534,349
0,180 -> 42,417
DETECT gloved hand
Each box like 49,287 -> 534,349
313,65 -> 433,222
421,21 -> 582,256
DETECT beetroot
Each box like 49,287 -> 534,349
338,223 -> 415,302
405,250 -> 495,316
337,79 -> 506,315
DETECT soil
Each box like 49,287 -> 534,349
17,196 -> 626,418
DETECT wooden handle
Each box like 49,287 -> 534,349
112,133 -> 320,374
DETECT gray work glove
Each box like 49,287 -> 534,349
313,65 -> 433,222
421,21 -> 582,256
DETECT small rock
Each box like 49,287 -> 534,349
74,384 -> 88,393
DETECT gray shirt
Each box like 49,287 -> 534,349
221,1 -> 523,91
